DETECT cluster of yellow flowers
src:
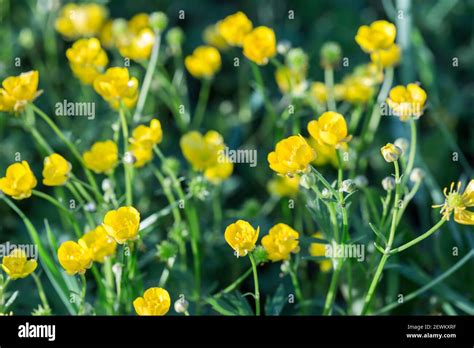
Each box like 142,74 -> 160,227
58,206 -> 139,275
55,3 -> 108,40
180,130 -> 233,184
0,154 -> 72,200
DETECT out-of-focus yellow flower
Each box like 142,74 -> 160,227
133,287 -> 171,316
93,67 -> 139,109
0,161 -> 37,200
0,71 -> 40,113
355,20 -> 396,53
340,76 -> 374,104
66,38 -> 108,84
307,137 -> 338,167
275,66 -> 306,95
224,220 -> 259,257
267,176 -> 300,198
185,46 -> 221,79
83,140 -> 118,174
310,82 -> 328,104
203,23 -> 229,50
42,153 -> 71,186
268,136 -> 316,176
99,19 -> 114,48
180,130 -> 233,183
261,223 -> 300,262
308,111 -> 351,148
433,180 -> 474,225
309,232 -> 331,272
1,249 -> 37,280
386,83 -> 427,121
79,226 -> 117,263
130,119 -> 163,148
55,3 -> 108,40
243,26 -> 276,65
130,142 -> 153,168
117,27 -> 155,61
218,11 -> 253,46
102,206 -> 141,244
57,240 -> 93,275
371,44 -> 401,68
380,143 -> 402,163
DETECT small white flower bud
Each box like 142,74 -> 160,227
382,176 -> 396,191
174,297 -> 189,313
354,175 -> 368,188
410,168 -> 425,183
394,138 -> 409,154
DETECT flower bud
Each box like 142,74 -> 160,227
101,178 -> 113,192
394,137 -> 409,154
19,28 -> 34,50
174,297 -> 189,313
189,176 -> 209,201
84,202 -> 96,212
382,176 -> 396,191
149,12 -> 168,32
277,40 -> 292,55
156,240 -> 178,261
299,172 -> 315,189
321,188 -> 331,198
252,245 -> 268,265
354,175 -> 368,188
410,168 -> 425,183
320,42 -> 342,68
341,179 -> 356,193
161,157 -> 180,176
166,27 -> 184,48
280,260 -> 290,273
286,48 -> 308,72
380,143 -> 402,163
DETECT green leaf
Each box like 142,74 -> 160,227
206,292 -> 254,316
265,284 -> 286,316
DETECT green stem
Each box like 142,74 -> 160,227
0,277 -> 10,313
390,218 -> 446,254
214,267 -> 253,297
30,103 -> 102,203
133,33 -> 161,123
32,273 -> 51,310
250,62 -> 277,137
322,262 -> 342,315
288,259 -> 304,313
248,253 -> 260,316
324,67 -> 336,111
119,107 -> 133,206
402,118 -> 417,187
192,78 -> 212,129
361,160 -> 401,315
79,273 -> 87,315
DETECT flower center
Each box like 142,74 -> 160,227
446,192 -> 463,208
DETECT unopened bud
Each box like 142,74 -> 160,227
320,42 -> 342,68
381,143 -> 402,163
299,172 -> 315,189
382,176 -> 396,191
149,12 -> 168,32
394,138 -> 409,154
410,168 -> 425,183
174,297 -> 189,313
341,179 -> 356,193
354,175 -> 368,188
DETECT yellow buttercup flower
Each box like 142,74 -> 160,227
267,176 -> 300,198
102,206 -> 141,244
309,232 -> 332,272
371,44 -> 401,68
133,287 -> 171,316
127,13 -> 150,33
203,23 -> 229,50
1,249 -> 37,280
355,20 -> 396,53
185,46 -> 221,79
380,143 -> 402,163
268,135 -> 316,176
224,220 -> 259,257
0,71 -> 40,113
55,3 -> 108,40
42,153 -> 72,186
307,137 -> 338,168
180,130 -> 233,183
310,82 -> 328,104
66,38 -> 108,84
243,26 -> 276,65
130,142 -> 153,168
275,66 -> 306,95
218,11 -> 253,46
0,161 -> 37,200
340,76 -> 374,104
57,240 -> 93,275
83,140 -> 118,174
79,226 -> 117,263
386,83 -> 427,121
130,119 -> 163,148
261,223 -> 300,262
308,111 -> 351,148
118,28 -> 155,61
433,180 -> 474,225
93,67 -> 139,109
99,20 -> 115,49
